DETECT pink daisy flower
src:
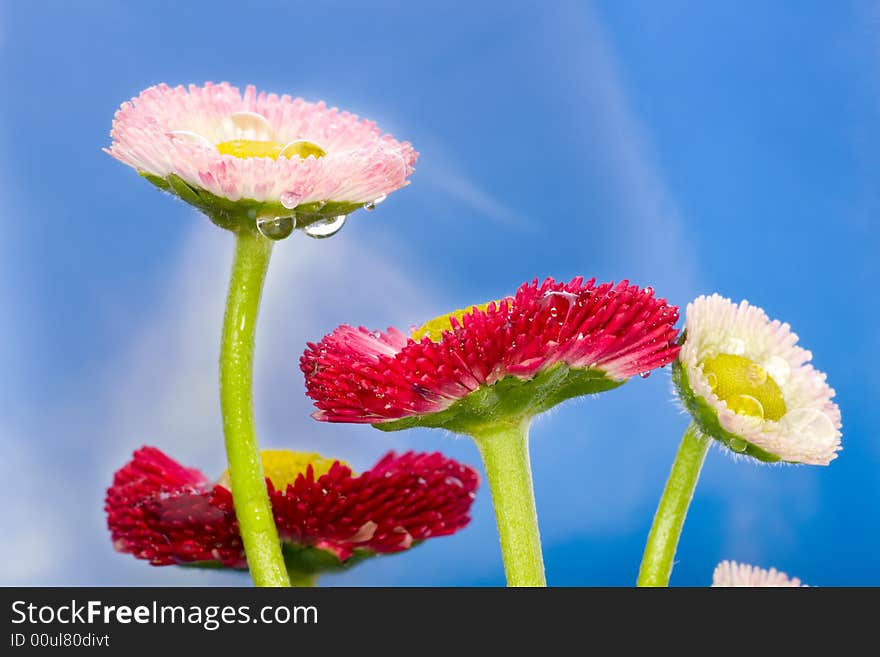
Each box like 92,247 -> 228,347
106,82 -> 417,239
712,560 -> 806,587
106,447 -> 477,576
302,277 -> 680,431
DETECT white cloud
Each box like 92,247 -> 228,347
0,436 -> 72,585
417,153 -> 529,229
552,1 -> 700,294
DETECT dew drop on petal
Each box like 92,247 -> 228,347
727,436 -> 749,453
279,140 -> 326,159
779,408 -> 837,447
727,394 -> 764,419
280,190 -> 303,209
762,356 -> 792,387
746,363 -> 768,387
303,215 -> 347,239
723,336 -> 746,356
364,194 -> 387,211
226,111 -> 275,141
256,215 -> 295,241
639,371 -> 651,379
168,130 -> 214,148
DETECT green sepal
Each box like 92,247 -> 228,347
281,544 -> 377,575
374,363 -> 623,435
177,544 -> 387,576
139,171 -> 366,233
672,358 -> 782,463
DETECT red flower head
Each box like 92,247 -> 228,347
106,447 -> 478,574
301,277 -> 680,433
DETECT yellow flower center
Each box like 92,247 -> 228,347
219,450 -> 344,490
411,302 -> 494,342
701,353 -> 786,421
215,139 -> 327,160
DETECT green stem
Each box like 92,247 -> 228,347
637,422 -> 710,587
288,571 -> 319,587
471,420 -> 546,587
220,229 -> 289,587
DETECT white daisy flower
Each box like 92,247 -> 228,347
673,294 -> 841,465
712,560 -> 806,587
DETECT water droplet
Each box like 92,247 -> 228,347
727,437 -> 749,453
364,194 -> 387,211
280,190 -> 303,209
727,394 -> 764,419
639,371 -> 651,379
723,336 -> 746,356
762,356 -> 791,387
779,408 -> 837,447
746,363 -> 768,387
705,372 -> 718,389
549,307 -> 559,318
543,290 -> 578,302
225,111 -> 274,141
167,130 -> 214,148
256,215 -> 295,240
279,140 -> 326,159
303,215 -> 347,239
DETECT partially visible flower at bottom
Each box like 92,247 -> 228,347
712,560 -> 806,587
106,447 -> 478,576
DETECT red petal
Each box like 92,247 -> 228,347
106,447 -> 478,568
302,276 -> 680,423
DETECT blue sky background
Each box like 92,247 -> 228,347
1,0 -> 878,586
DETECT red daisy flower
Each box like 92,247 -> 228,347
106,447 -> 478,574
301,277 -> 680,432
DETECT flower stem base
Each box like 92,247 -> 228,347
472,421 -> 546,587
